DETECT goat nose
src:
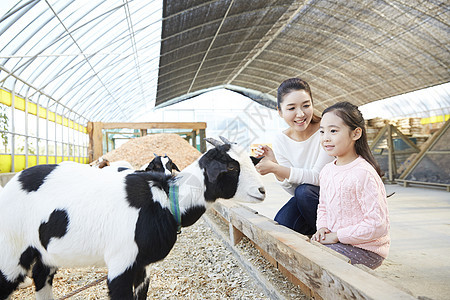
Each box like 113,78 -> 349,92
258,187 -> 266,195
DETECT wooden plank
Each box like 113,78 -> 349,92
387,124 -> 396,181
191,130 -> 197,149
277,263 -> 323,300
252,242 -> 278,268
199,129 -> 206,153
87,122 -> 103,163
214,201 -> 416,300
230,223 -> 244,245
395,179 -> 450,191
369,124 -> 388,151
101,122 -> 207,130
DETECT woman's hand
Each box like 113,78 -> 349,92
255,157 -> 277,175
254,145 -> 276,163
311,227 -> 330,242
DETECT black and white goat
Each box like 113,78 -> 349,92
0,137 -> 265,300
140,154 -> 180,176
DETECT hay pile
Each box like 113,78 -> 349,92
98,133 -> 202,170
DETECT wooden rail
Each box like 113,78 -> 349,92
87,122 -> 207,162
395,179 -> 450,192
211,200 -> 416,300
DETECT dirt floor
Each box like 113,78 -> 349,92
11,217 -> 305,300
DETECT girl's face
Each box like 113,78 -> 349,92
278,90 -> 314,132
320,111 -> 361,165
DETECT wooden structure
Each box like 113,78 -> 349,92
397,118 -> 450,191
211,200 -> 415,300
87,122 -> 207,163
370,124 -> 421,182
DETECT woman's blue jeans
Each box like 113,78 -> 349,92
274,184 -> 320,235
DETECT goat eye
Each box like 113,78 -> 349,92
227,165 -> 236,171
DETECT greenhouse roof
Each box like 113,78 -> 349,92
0,0 -> 449,122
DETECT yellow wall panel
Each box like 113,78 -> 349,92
28,155 -> 37,167
13,155 -> 26,172
48,111 -> 56,122
39,156 -> 47,165
0,154 -> 11,173
14,96 -> 25,111
0,89 -> 11,106
421,114 -> 450,124
27,102 -> 37,115
39,107 -> 47,118
1,89 -> 87,133
0,155 -> 88,173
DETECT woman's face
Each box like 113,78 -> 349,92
278,90 -> 314,132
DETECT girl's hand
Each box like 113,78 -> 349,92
254,145 -> 276,163
319,232 -> 339,244
311,227 -> 330,242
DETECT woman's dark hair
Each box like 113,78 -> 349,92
322,101 -> 383,178
277,78 -> 321,124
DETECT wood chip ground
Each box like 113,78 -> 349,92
11,217 -> 306,299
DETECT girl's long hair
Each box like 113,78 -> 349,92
322,101 -> 383,178
277,78 -> 321,124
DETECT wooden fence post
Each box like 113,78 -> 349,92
88,122 -> 103,163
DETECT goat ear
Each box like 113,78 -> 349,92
145,161 -> 155,172
205,138 -> 223,147
172,162 -> 181,172
250,156 -> 264,166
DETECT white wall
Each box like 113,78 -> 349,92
137,89 -> 287,150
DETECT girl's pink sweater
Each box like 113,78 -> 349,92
317,156 -> 390,258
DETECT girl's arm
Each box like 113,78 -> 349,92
316,178 -> 328,229
337,173 -> 389,245
313,177 -> 338,244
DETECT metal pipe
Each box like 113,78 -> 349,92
11,81 -> 16,172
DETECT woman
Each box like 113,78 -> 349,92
255,78 -> 333,235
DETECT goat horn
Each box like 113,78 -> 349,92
154,153 -> 158,157
219,136 -> 235,144
204,138 -> 223,147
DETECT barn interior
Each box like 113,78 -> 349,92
0,1 -> 449,299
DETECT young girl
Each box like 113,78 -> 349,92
255,78 -> 333,235
311,101 -> 390,269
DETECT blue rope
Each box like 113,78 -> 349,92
169,185 -> 182,233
